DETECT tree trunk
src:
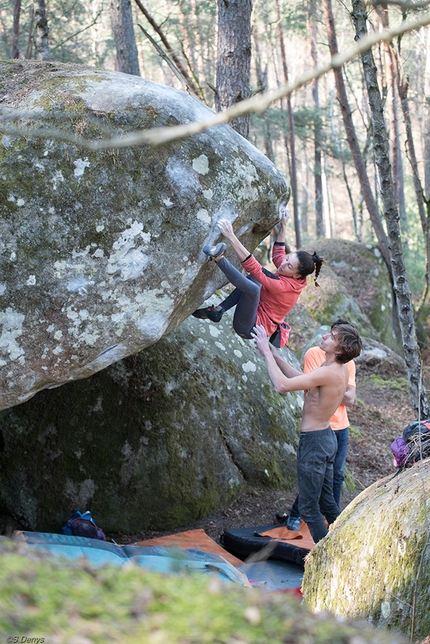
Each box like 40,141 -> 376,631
110,0 -> 140,76
33,0 -> 49,61
253,31 -> 274,161
215,0 -> 252,139
300,145 -> 309,234
276,0 -> 300,248
330,86 -> 360,239
351,0 -> 429,419
398,70 -> 430,313
307,0 -> 324,238
322,0 -> 392,273
376,6 -> 407,224
424,26 -> 430,197
12,0 -> 21,59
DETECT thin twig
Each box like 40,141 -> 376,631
137,24 -> 192,92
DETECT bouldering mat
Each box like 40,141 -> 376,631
238,559 -> 303,596
221,521 -> 314,567
13,531 -> 251,586
131,528 -> 243,567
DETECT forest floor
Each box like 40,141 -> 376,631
110,356 -> 429,548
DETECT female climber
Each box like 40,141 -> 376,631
192,206 -> 323,348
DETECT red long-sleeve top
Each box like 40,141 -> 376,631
241,242 -> 308,337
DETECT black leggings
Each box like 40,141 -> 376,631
216,257 -> 261,339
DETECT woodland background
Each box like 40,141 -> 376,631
0,0 -> 428,261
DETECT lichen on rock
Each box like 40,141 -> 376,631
0,60 -> 289,411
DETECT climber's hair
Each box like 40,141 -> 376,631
332,323 -> 363,364
296,250 -> 324,286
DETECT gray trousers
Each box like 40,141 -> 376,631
297,426 -> 340,543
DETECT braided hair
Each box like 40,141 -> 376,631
296,250 -> 324,286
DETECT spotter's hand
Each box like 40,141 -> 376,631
251,325 -> 271,356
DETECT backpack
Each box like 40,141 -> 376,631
391,420 -> 430,468
61,510 -> 106,541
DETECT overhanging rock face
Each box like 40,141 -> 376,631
0,300 -> 302,533
0,61 -> 289,410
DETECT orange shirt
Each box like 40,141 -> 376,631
303,345 -> 356,430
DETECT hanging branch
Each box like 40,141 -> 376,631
2,11 -> 430,149
371,0 -> 430,8
133,0 -> 201,98
137,24 -> 193,92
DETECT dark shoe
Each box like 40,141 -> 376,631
274,511 -> 288,525
274,511 -> 300,531
192,305 -> 223,323
202,242 -> 226,260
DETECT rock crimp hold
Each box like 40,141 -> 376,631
0,60 -> 289,411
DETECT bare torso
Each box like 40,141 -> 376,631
301,361 -> 349,432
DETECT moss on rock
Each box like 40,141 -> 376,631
0,60 -> 289,411
302,459 -> 430,641
0,297 -> 301,532
0,538 -> 410,644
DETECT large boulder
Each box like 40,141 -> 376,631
302,459 -> 430,640
0,296 -> 302,532
0,60 -> 288,411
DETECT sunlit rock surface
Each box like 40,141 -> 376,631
0,60 -> 288,411
0,296 -> 302,532
302,460 -> 430,640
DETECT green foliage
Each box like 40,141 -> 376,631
0,539 -> 406,643
343,465 -> 359,493
349,425 -> 365,439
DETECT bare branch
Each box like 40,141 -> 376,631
1,11 -> 430,149
133,0 -> 201,98
369,0 -> 430,8
137,24 -> 193,93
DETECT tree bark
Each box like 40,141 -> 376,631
351,0 -> 429,419
110,0 -> 140,76
12,0 -> 21,59
376,6 -> 406,223
215,0 -> 252,139
323,0 -> 392,273
307,0 -> 324,238
34,0 -> 49,61
276,0 -> 300,248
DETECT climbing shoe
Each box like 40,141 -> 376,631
202,242 -> 226,260
192,305 -> 223,323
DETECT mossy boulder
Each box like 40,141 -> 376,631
0,538 -> 410,644
301,239 -> 398,351
0,296 -> 302,532
0,60 -> 288,411
302,459 -> 430,641
297,259 -> 371,337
